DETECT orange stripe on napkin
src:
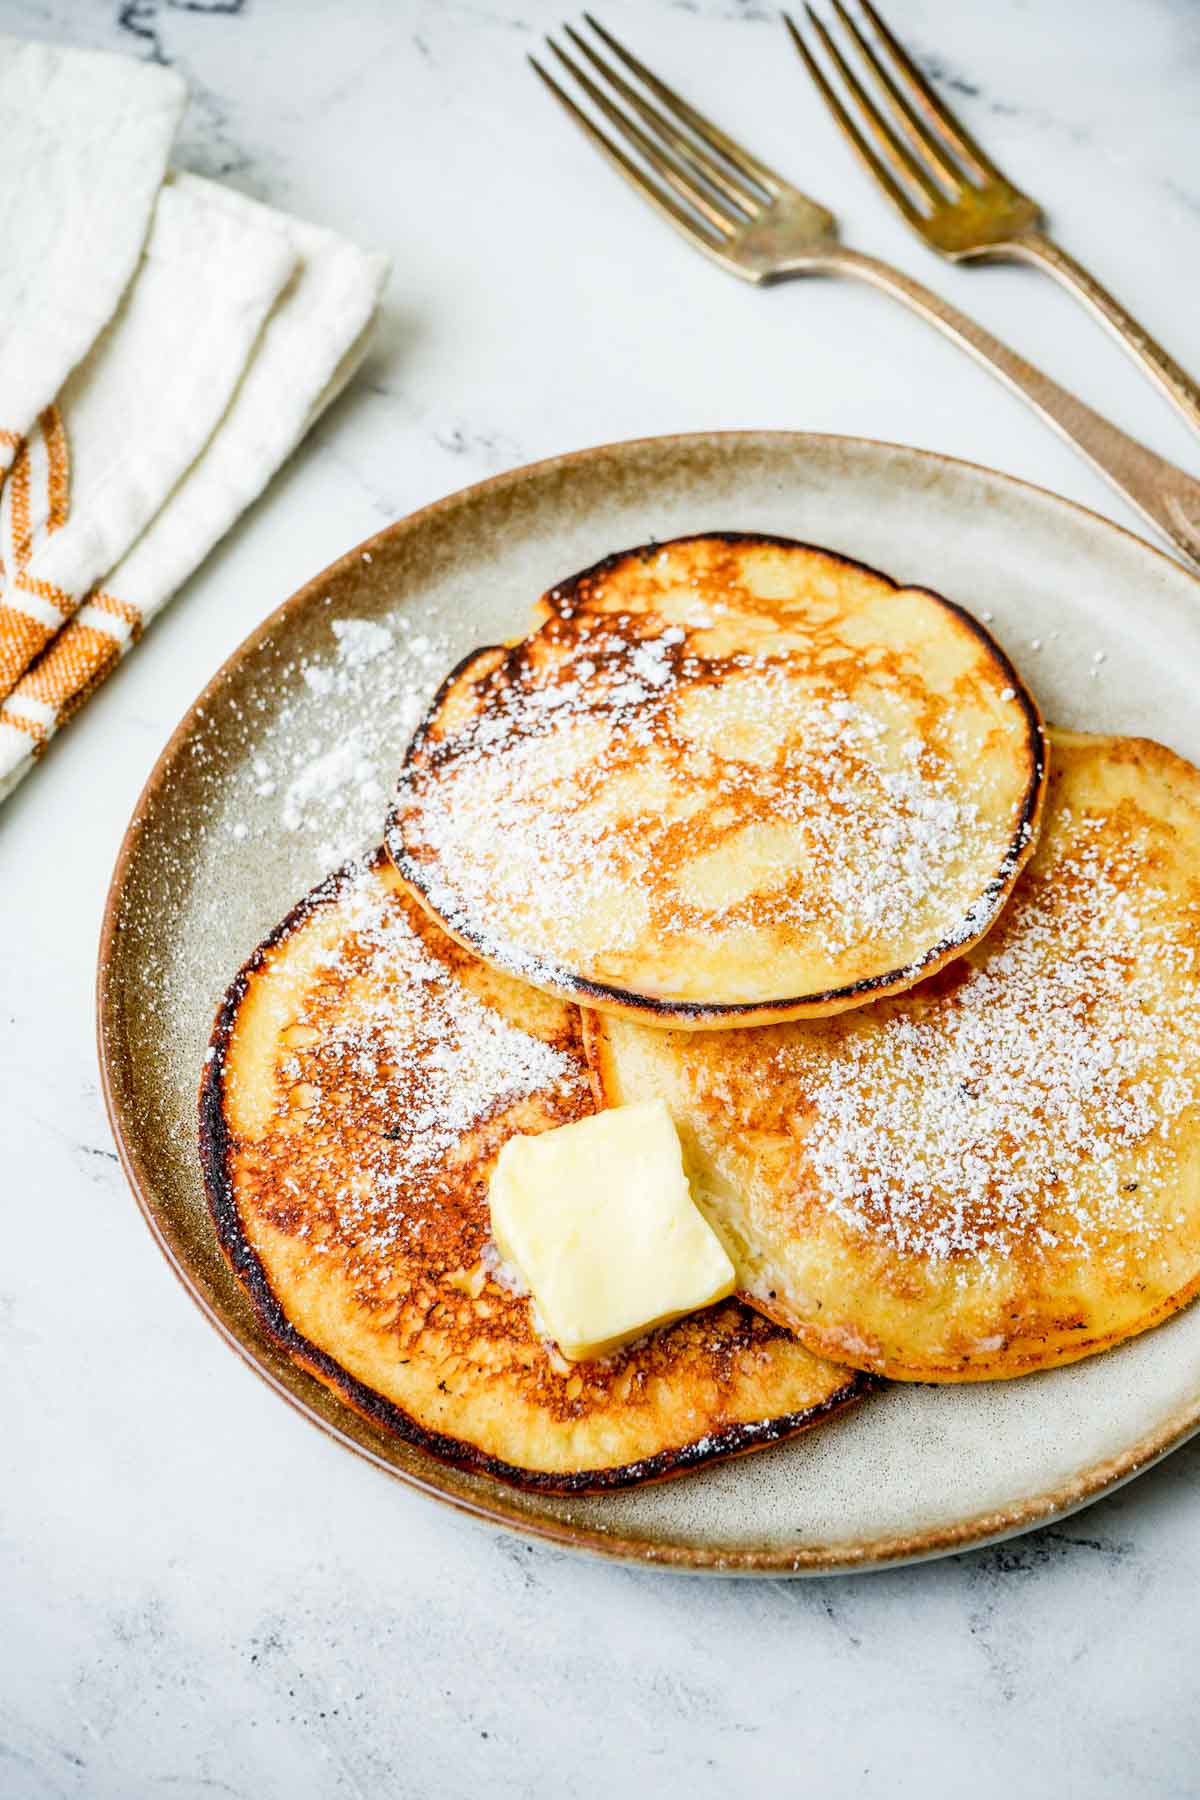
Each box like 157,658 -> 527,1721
2,590 -> 144,749
4,405 -> 66,568
7,433 -> 34,570
43,408 -> 70,535
0,406 -> 73,702
88,589 -> 143,634
0,605 -> 58,692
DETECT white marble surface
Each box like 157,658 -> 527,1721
3,2 -> 1200,1795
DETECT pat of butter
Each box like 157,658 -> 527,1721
488,1099 -> 736,1362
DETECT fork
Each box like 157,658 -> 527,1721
530,17 -> 1200,567
788,2 -> 1200,444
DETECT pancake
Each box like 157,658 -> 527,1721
586,732 -> 1200,1381
198,851 -> 867,1491
386,533 -> 1045,1028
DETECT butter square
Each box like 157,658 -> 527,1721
488,1099 -> 736,1362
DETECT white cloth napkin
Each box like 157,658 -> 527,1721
0,37 -> 185,473
0,177 -> 298,694
0,30 -> 389,806
0,176 -> 388,801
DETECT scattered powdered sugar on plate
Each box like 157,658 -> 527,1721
111,599 -> 458,1167
331,616 -> 394,668
227,611 -> 449,876
281,738 -> 381,831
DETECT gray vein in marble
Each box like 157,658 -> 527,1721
116,0 -> 246,66
968,1524 -> 1138,1573
115,0 -> 166,63
433,423 -> 526,470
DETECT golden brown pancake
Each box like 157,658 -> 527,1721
199,851 -> 867,1491
386,533 -> 1045,1028
586,732 -> 1200,1381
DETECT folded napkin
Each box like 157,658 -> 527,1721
0,37 -> 184,474
0,36 -> 388,806
0,177 -> 388,801
0,177 -> 297,696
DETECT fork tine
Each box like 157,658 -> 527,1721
547,39 -> 739,236
803,5 -> 941,210
783,14 -> 925,230
857,0 -> 1001,183
528,57 -> 728,253
563,24 -> 762,219
829,0 -> 964,194
582,13 -> 784,198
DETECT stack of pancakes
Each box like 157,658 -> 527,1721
200,534 -> 1200,1491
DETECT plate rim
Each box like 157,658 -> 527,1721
97,427 -> 1200,1575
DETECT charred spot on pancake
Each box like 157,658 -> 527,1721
911,958 -> 974,1001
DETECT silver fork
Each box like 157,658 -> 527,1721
530,17 -> 1200,567
788,2 -> 1200,445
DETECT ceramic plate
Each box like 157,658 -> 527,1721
99,432 -> 1200,1574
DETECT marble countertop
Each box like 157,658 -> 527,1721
4,2 -> 1200,1795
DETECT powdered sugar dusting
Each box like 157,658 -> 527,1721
331,616 -> 393,668
793,806 -> 1200,1265
227,613 -> 449,875
392,609 -> 1037,997
270,861 -> 582,1261
111,599 -> 457,1174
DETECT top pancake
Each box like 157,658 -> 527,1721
387,533 -> 1045,1027
198,850 -> 865,1491
587,732 -> 1200,1381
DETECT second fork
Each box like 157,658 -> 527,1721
533,18 -> 1200,567
789,1 -> 1200,444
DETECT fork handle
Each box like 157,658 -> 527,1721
1007,229 -> 1200,441
822,246 -> 1200,567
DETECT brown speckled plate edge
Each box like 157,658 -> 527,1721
97,430 -> 1200,1575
